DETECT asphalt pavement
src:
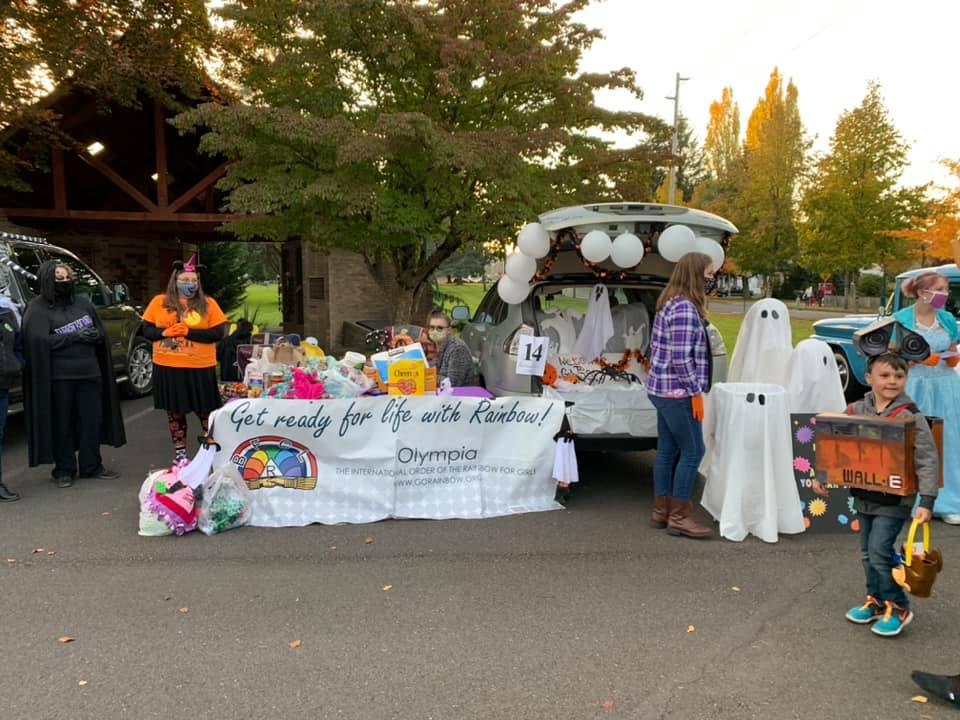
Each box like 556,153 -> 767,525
1,398 -> 959,719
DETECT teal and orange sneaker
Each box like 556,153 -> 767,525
845,595 -> 884,624
872,601 -> 913,637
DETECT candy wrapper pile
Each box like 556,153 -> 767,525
263,356 -> 374,399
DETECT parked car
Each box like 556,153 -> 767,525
0,236 -> 153,411
812,263 -> 960,399
457,202 -> 737,450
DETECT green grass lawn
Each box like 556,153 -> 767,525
239,282 -> 282,326
438,283 -> 816,353
241,280 -> 817,351
710,313 -> 815,354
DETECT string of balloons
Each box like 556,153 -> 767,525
496,222 -> 726,305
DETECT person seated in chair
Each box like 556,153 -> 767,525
425,309 -> 477,387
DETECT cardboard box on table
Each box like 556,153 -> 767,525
815,413 -> 944,496
387,358 -> 436,395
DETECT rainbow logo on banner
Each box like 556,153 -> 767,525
231,436 -> 319,491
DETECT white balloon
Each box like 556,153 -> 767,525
580,230 -> 612,263
517,223 -> 550,259
610,232 -> 645,268
497,275 -> 529,304
693,236 -> 725,271
505,252 -> 537,283
657,224 -> 696,262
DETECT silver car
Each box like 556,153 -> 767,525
456,203 -> 737,451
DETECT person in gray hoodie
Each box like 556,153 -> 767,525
812,352 -> 938,637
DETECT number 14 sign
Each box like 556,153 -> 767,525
515,335 -> 549,376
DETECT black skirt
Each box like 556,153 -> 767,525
153,364 -> 222,414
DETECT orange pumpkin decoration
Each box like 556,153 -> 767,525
541,362 -> 558,386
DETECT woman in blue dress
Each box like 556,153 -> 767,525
894,270 -> 960,523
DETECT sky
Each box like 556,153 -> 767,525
573,0 -> 959,190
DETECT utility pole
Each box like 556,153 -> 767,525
665,72 -> 690,205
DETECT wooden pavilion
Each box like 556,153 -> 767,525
0,85 -> 408,349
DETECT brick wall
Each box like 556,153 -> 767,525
44,232 -> 179,307
299,243 -> 433,353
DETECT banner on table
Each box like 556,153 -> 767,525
209,396 -> 565,526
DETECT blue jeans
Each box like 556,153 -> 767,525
859,512 -> 908,609
650,395 -> 705,501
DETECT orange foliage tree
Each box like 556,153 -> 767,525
897,160 -> 960,264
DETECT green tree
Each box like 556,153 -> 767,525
651,114 -> 707,204
174,0 -> 668,321
199,241 -> 248,314
0,0 -> 216,190
242,243 -> 282,283
732,69 -> 809,291
799,82 -> 927,308
437,244 -> 487,282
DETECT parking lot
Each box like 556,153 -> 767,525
1,398 -> 958,719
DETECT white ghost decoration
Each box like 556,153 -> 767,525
607,302 -> 651,354
785,339 -> 846,413
727,299 -> 793,385
700,383 -> 805,543
572,284 -> 614,360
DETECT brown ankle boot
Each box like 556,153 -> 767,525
667,500 -> 712,539
650,495 -> 671,528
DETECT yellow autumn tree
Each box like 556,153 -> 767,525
693,87 -> 745,230
733,69 -> 809,286
704,87 -> 741,182
897,159 -> 960,264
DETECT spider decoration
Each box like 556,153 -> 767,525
580,366 -> 642,386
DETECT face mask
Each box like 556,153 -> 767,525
428,329 -> 448,343
928,290 -> 948,310
54,280 -> 73,299
177,282 -> 198,298
704,276 -> 718,295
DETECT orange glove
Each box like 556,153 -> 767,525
947,355 -> 960,368
921,353 -> 941,366
162,322 -> 189,338
691,394 -> 704,422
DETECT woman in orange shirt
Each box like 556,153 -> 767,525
142,256 -> 228,463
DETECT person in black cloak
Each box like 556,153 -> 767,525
23,260 -> 125,487
217,318 -> 253,382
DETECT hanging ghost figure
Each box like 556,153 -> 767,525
700,383 -> 805,543
727,299 -> 793,385
606,302 -> 651,354
785,338 -> 846,413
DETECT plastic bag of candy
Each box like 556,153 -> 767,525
197,466 -> 252,536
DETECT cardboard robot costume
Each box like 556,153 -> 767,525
785,338 -> 846,413
700,383 -> 805,543
727,299 -> 793,385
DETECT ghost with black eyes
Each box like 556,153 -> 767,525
700,382 -> 805,542
784,338 -> 846,413
727,299 -> 793,385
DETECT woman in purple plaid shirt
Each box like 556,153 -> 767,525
646,252 -> 715,539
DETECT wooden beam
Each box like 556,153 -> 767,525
154,101 -> 169,207
52,148 -> 67,211
78,152 -> 159,212
4,208 -> 244,223
167,161 -> 230,213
